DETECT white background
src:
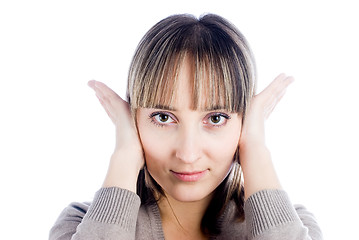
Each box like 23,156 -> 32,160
1,0 -> 358,239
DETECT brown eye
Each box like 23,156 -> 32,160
158,114 -> 169,122
206,113 -> 230,127
151,112 -> 175,126
210,115 -> 221,124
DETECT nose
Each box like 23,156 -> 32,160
175,126 -> 201,163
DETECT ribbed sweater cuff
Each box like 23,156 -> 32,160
244,189 -> 299,237
85,187 -> 141,231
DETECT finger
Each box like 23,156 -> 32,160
88,80 -> 118,122
272,75 -> 294,103
260,73 -> 286,94
88,80 -> 109,108
95,93 -> 115,120
264,89 -> 286,119
253,74 -> 293,119
89,80 -> 126,107
264,77 -> 294,118
260,74 -> 294,103
88,80 -> 97,89
94,81 -> 124,105
263,74 -> 293,96
88,80 -> 117,101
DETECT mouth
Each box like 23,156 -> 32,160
170,170 -> 208,182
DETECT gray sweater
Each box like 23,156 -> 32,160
49,188 -> 322,240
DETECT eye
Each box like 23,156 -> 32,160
150,112 -> 176,126
155,113 -> 172,123
210,115 -> 222,124
205,113 -> 230,127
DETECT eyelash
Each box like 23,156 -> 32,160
206,113 -> 231,128
148,111 -> 230,128
149,111 -> 175,128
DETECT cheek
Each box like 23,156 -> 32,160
207,120 -> 241,163
207,131 -> 240,164
142,135 -> 170,162
137,123 -> 172,168
138,129 -> 175,186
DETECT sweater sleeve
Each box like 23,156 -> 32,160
244,189 -> 323,240
49,187 -> 141,240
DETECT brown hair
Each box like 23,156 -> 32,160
127,13 -> 256,237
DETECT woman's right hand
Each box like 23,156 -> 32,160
88,80 -> 144,193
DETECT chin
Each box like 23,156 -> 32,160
163,184 -> 214,202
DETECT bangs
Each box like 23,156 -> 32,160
127,14 -> 255,115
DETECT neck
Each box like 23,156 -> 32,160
158,192 -> 212,239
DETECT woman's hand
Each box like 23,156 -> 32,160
88,80 -> 144,193
239,73 -> 294,199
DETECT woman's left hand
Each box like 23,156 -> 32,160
239,73 -> 294,199
240,73 -> 294,147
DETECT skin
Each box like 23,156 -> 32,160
88,59 -> 294,239
136,59 -> 242,239
136,58 -> 242,203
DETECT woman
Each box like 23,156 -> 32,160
50,14 -> 322,239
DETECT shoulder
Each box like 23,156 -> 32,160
64,201 -> 91,217
49,201 -> 91,239
52,201 -> 91,225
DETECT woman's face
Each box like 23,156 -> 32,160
136,58 -> 242,202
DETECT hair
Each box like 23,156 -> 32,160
127,13 -> 256,237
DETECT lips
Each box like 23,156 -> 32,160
170,170 -> 208,182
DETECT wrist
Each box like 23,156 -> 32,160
111,147 -> 144,169
102,148 -> 143,193
239,144 -> 282,200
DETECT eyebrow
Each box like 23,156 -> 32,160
152,104 -> 228,112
